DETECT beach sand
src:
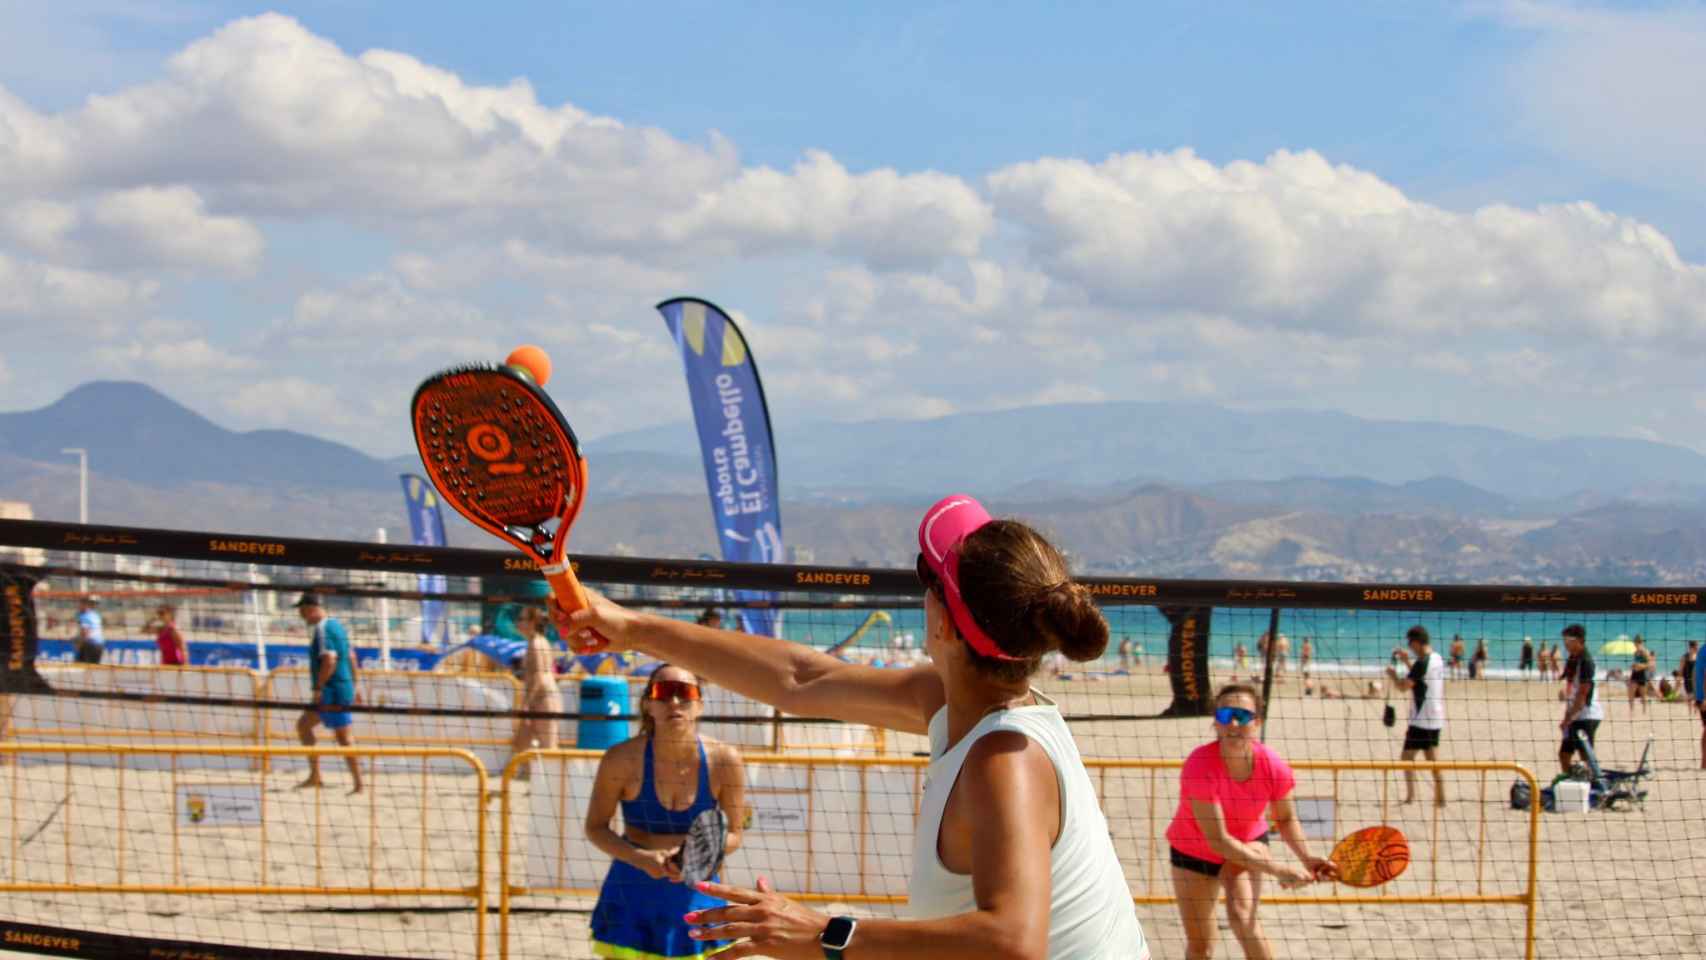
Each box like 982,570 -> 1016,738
4,670 -> 1703,959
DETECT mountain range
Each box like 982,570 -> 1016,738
4,381 -> 1706,584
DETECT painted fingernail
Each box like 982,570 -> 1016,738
695,881 -> 711,891
683,912 -> 701,923
689,928 -> 703,938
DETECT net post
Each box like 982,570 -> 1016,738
1258,606 -> 1281,739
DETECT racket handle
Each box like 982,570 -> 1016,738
542,562 -> 608,653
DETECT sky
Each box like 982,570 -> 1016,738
2,1 -> 1705,458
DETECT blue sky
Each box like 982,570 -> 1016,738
2,1 -> 1705,456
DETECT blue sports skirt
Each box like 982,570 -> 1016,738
591,859 -> 727,959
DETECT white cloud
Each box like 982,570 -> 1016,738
286,275 -> 500,364
0,14 -> 985,270
6,11 -> 1706,455
659,150 -> 994,267
95,337 -> 257,373
1,199 -> 78,255
0,251 -> 157,326
89,185 -> 263,273
987,148 -> 1706,343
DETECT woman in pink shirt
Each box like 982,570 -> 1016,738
1165,684 -> 1333,959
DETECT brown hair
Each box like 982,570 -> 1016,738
1215,683 -> 1263,715
953,519 -> 1109,683
638,663 -> 703,738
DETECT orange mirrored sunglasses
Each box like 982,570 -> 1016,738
645,679 -> 702,702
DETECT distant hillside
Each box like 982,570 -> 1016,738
7,382 -> 1706,584
0,382 -> 397,492
594,403 -> 1706,502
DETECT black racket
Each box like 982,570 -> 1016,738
410,357 -> 601,646
672,807 -> 728,884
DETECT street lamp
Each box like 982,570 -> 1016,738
61,447 -> 88,593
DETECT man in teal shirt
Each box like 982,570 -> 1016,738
293,593 -> 363,793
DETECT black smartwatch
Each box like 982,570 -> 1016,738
819,915 -> 857,958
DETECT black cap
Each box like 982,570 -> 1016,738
293,592 -> 323,609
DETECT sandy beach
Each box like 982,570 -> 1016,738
4,669 -> 1703,959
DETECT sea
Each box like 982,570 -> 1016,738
771,605 -> 1706,680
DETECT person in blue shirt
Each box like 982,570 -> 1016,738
1693,645 -> 1706,771
292,593 -> 363,793
74,596 -> 104,664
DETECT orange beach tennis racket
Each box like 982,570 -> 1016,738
1324,825 -> 1410,887
410,355 -> 599,642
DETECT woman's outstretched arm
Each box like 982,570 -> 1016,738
555,590 -> 944,735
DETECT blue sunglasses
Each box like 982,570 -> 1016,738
1215,706 -> 1257,726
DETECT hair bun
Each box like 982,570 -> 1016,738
1036,581 -> 1108,662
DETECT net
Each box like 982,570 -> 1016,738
2,517 -> 1703,960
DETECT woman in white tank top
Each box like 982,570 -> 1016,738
556,494 -> 1149,959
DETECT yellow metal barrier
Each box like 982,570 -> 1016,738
11,664 -> 267,755
0,743 -> 489,960
497,752 -> 1541,960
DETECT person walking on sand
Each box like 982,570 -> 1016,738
509,606 -> 562,781
1693,645 -> 1706,770
293,593 -> 363,794
1520,637 -> 1535,678
73,596 -> 104,664
1681,641 -> 1698,702
1558,625 -> 1604,776
148,604 -> 188,666
1386,626 -> 1447,806
1628,637 -> 1657,715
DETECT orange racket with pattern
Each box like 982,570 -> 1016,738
1326,825 -> 1410,887
410,352 -> 601,648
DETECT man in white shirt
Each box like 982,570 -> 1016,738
1386,625 -> 1446,805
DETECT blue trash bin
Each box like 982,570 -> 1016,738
577,676 -> 631,749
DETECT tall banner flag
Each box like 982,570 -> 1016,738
1,566 -> 49,693
399,474 -> 451,646
657,297 -> 784,637
1158,606 -> 1214,717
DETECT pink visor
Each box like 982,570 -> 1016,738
918,494 -> 1022,661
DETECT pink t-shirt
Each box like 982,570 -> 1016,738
1164,740 -> 1296,863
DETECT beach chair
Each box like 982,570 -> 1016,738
1513,737 -> 1652,813
1575,735 -> 1652,811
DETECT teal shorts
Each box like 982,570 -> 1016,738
316,686 -> 354,730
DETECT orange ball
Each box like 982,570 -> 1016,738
506,344 -> 552,387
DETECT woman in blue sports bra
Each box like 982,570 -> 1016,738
586,664 -> 748,959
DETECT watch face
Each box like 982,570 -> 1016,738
822,916 -> 856,948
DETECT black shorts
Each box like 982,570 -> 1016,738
1562,719 -> 1600,754
1169,835 -> 1267,878
1402,726 -> 1441,752
1631,670 -> 1649,687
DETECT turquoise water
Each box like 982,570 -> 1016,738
769,605 -> 1706,676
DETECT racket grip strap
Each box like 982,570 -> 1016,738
542,564 -> 608,652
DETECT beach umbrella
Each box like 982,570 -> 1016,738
1600,639 -> 1637,656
